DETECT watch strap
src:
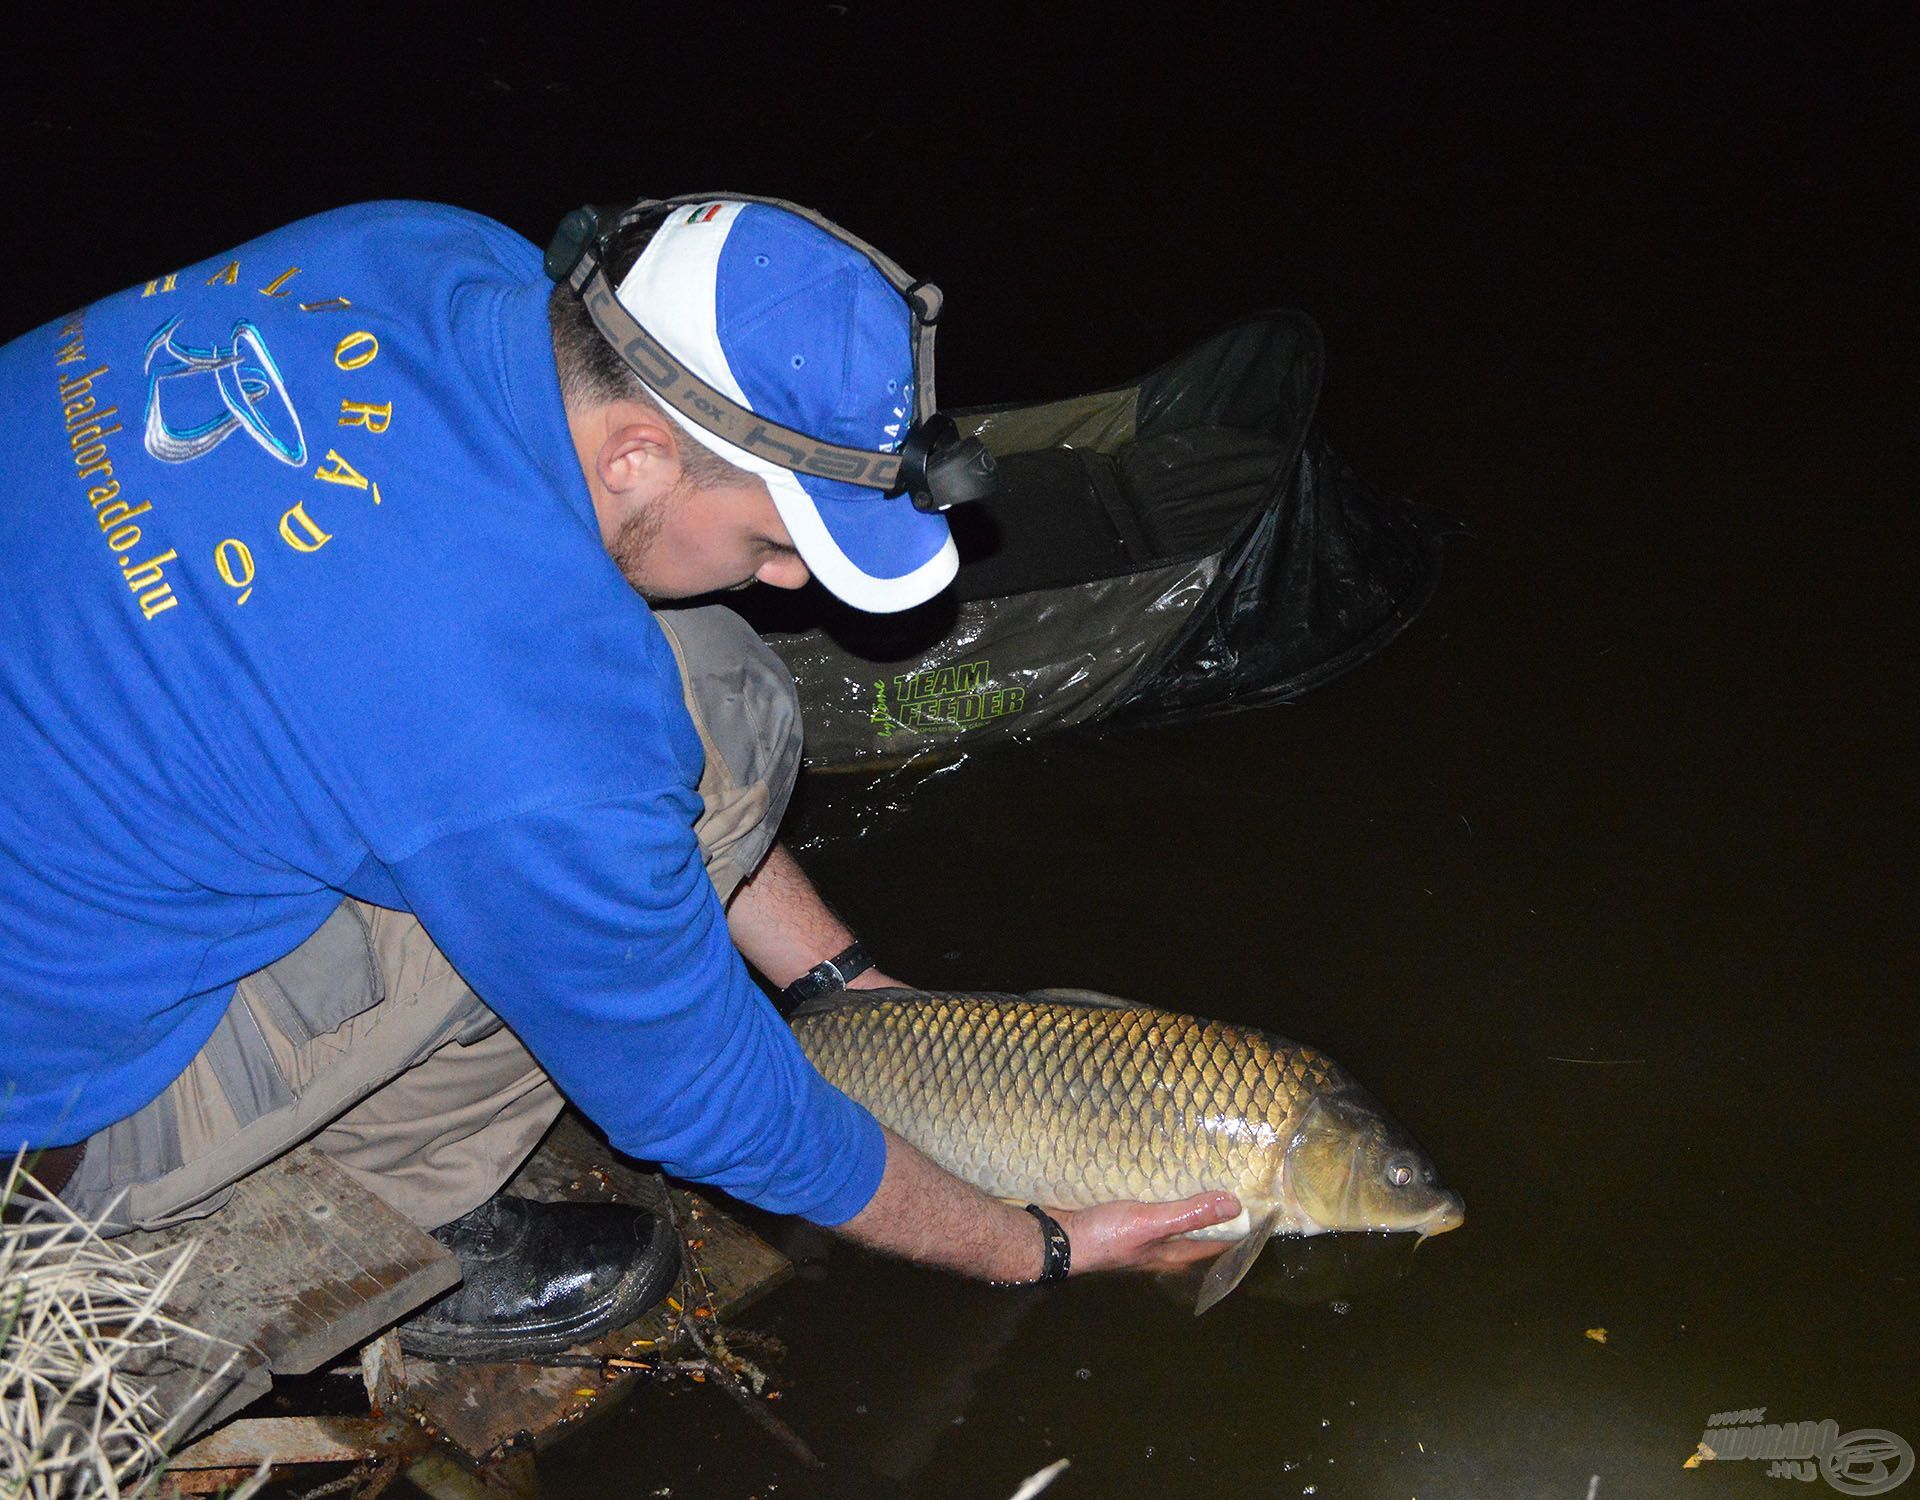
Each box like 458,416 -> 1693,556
1024,1204 -> 1072,1285
780,940 -> 875,1010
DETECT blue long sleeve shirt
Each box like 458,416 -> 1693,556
0,201 -> 885,1225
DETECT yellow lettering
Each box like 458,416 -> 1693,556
140,274 -> 179,297
333,331 -> 379,370
205,261 -> 240,287
279,501 -> 333,553
96,498 -> 150,530
337,399 -> 392,434
58,365 -> 107,396
313,448 -> 369,490
87,480 -> 122,506
259,266 -> 302,297
122,548 -> 176,593
215,538 -> 255,604
298,297 -> 352,313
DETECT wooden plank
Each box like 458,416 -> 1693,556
403,1117 -> 790,1462
144,1354 -> 273,1452
361,1330 -> 408,1411
158,1465 -> 266,1496
167,1412 -> 424,1468
122,1146 -> 459,1386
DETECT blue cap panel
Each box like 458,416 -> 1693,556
714,207 -> 951,584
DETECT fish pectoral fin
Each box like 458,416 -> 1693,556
1193,1206 -> 1285,1316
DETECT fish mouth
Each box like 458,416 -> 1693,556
1415,1190 -> 1466,1242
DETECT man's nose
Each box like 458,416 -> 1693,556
755,555 -> 811,590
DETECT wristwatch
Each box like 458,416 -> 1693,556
779,940 -> 875,1009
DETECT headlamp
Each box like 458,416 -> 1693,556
545,194 -> 997,514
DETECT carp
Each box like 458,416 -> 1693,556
790,988 -> 1464,1312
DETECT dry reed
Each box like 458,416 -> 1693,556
2,1155 -> 260,1499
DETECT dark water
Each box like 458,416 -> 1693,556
7,7 -> 1915,1498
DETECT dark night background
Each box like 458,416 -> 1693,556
4,5 -> 1915,1498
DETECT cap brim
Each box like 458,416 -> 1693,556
764,469 -> 958,613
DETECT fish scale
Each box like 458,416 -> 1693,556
791,991 -> 1348,1212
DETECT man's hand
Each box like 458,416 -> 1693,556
846,966 -> 905,991
838,1127 -> 1243,1283
1050,1193 -> 1243,1274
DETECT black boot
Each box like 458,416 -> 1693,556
397,1195 -> 680,1363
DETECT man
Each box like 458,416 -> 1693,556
1,194 -> 1235,1361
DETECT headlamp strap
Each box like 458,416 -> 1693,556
575,263 -> 909,492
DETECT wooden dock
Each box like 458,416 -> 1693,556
131,1114 -> 790,1492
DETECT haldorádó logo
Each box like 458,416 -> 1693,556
1689,1410 -> 1913,1494
143,317 -> 307,467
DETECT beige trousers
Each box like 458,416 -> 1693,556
60,605 -> 801,1235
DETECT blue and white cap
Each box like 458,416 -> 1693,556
615,200 -> 959,613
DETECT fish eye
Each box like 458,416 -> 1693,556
1387,1156 -> 1415,1188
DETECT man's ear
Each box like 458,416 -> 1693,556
595,408 -> 683,500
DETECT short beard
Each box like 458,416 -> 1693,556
605,485 -> 676,601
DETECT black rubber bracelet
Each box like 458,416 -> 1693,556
780,940 -> 875,1009
1024,1204 -> 1072,1285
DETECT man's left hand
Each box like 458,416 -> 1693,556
1049,1193 -> 1244,1275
